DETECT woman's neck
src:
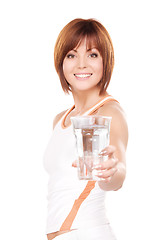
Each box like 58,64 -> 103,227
71,89 -> 109,114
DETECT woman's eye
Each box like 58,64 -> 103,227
89,53 -> 98,58
66,54 -> 75,59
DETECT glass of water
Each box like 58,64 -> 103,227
71,115 -> 112,180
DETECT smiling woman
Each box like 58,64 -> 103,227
54,18 -> 114,96
44,18 -> 128,240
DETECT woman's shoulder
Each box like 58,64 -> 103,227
99,99 -> 128,144
53,109 -> 68,129
99,98 -> 124,117
98,99 -> 128,132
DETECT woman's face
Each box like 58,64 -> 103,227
63,38 -> 103,93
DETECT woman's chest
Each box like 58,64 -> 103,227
43,125 -> 77,174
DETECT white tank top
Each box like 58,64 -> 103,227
43,95 -> 118,234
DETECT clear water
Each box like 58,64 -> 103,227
74,125 -> 110,180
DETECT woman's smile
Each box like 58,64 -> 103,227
74,73 -> 93,80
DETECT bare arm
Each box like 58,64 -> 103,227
96,101 -> 128,191
71,101 -> 128,191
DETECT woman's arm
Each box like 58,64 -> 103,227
96,101 -> 128,191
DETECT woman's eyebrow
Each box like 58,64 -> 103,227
71,47 -> 97,52
71,49 -> 77,53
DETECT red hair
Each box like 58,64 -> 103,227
54,18 -> 114,95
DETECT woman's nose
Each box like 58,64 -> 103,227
77,56 -> 87,69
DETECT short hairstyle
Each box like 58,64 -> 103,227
54,18 -> 114,95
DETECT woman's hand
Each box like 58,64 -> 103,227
72,145 -> 118,182
93,145 -> 118,182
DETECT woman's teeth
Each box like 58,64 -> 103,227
74,74 -> 92,78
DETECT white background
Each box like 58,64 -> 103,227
0,0 -> 168,239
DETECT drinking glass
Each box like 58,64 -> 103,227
71,115 -> 112,180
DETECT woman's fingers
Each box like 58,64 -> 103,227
94,156 -> 118,170
93,145 -> 118,181
99,145 -> 116,158
95,167 -> 118,179
72,160 -> 77,167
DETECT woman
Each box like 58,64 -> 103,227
43,18 -> 128,240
